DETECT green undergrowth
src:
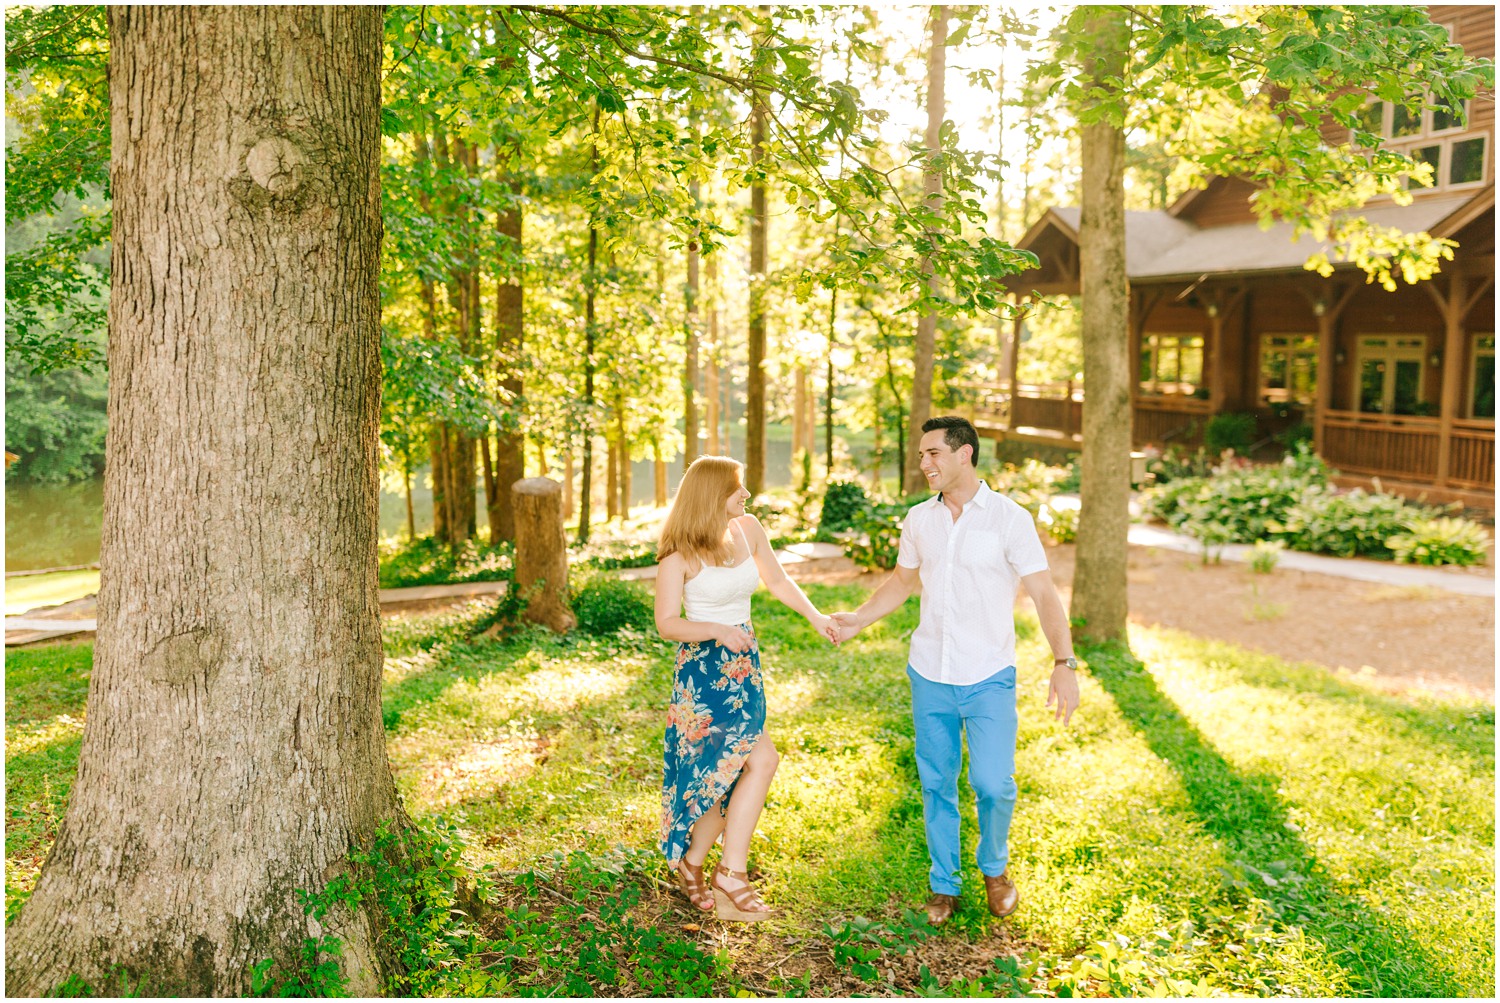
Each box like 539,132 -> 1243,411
6,584 -> 1493,996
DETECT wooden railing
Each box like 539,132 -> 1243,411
1133,397 -> 1210,448
1322,411 -> 1441,481
1450,419 -> 1496,489
950,380 -> 1082,436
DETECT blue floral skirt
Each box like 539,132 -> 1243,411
660,624 -> 766,864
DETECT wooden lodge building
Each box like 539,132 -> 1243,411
990,6 -> 1495,508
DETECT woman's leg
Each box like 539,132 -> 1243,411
683,799 -> 727,867
715,736 -> 779,895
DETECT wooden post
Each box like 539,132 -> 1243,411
512,477 -> 577,632
1429,272 -> 1491,484
1309,282 -> 1358,458
1207,300 -> 1225,413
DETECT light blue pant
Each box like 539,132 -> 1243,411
907,664 -> 1018,895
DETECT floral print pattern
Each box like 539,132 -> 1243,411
660,624 -> 766,864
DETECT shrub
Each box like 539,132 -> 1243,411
1144,444 -> 1215,485
819,480 -> 869,534
1146,448 -> 1330,543
846,504 -> 907,570
570,571 -> 656,635
1205,412 -> 1257,455
991,458 -> 1068,518
1276,421 -> 1314,453
379,536 -> 513,589
1249,540 -> 1284,574
1389,517 -> 1491,567
1038,501 -> 1079,544
1274,491 -> 1423,560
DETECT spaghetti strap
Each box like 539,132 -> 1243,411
732,519 -> 750,559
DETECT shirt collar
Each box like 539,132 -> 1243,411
936,480 -> 991,511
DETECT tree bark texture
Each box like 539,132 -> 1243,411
6,7 -> 395,996
745,65 -> 769,495
577,118 -> 599,544
512,478 -> 577,633
491,178 -> 524,543
1071,6 -> 1132,646
905,4 -> 947,495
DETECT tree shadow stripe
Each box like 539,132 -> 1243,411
1085,641 -> 1468,997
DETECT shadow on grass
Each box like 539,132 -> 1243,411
1086,641 -> 1469,996
1178,638 -> 1495,770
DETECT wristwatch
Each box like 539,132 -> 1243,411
1054,656 -> 1078,670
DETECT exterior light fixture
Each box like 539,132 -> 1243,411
1430,349 -> 1443,368
1313,300 -> 1327,318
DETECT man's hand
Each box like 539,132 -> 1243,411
1046,663 -> 1080,726
829,611 -> 864,644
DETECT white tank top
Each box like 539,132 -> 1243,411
682,523 -> 759,626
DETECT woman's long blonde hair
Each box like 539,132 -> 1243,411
658,456 -> 743,567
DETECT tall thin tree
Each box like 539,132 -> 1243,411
745,13 -> 770,495
905,4 -> 948,494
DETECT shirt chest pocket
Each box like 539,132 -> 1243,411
961,530 -> 1003,569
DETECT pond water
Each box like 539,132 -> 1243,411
6,432 -> 876,571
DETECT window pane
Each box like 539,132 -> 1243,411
1179,341 -> 1203,385
1360,359 -> 1386,413
1392,360 -> 1423,415
1392,103 -> 1421,136
1139,346 -> 1153,384
1473,355 -> 1495,420
1450,137 -> 1485,184
1356,100 -> 1386,137
1412,144 -> 1441,185
1157,342 -> 1179,383
1263,351 -> 1288,391
1432,103 -> 1465,132
1291,353 -> 1318,406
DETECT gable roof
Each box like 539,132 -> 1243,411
1007,186 -> 1493,290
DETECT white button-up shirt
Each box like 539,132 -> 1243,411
897,481 -> 1050,686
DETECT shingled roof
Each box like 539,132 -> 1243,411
1010,185 -> 1493,289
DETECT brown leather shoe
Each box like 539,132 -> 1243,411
984,871 -> 1019,918
924,892 -> 961,926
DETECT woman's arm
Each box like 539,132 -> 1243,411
739,516 -> 835,638
654,552 -> 752,651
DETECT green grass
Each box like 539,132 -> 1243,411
4,569 -> 99,615
5,587 -> 1493,996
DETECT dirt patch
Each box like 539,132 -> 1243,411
789,547 -> 1495,702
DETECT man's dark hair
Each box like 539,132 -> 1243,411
922,415 -> 980,466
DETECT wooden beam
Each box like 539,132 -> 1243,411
1436,272 -> 1470,485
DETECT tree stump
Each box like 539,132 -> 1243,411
512,477 -> 577,632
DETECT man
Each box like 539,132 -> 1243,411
832,416 -> 1080,925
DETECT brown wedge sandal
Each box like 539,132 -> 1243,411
712,864 -> 773,922
677,858 -> 714,911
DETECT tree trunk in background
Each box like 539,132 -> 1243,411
563,447 -> 575,520
404,456 -> 416,542
653,438 -> 668,506
905,4 -> 947,495
745,33 -> 769,495
577,110 -> 600,544
431,424 -> 450,541
792,364 -> 808,479
684,180 -> 701,469
492,174 -> 525,544
512,478 -> 576,632
606,427 -> 620,521
706,254 -> 722,456
1071,5 -> 1132,646
825,283 -> 837,481
616,408 -> 631,520
5,9 -> 394,995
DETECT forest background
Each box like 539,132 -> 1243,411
5,4 -> 1103,538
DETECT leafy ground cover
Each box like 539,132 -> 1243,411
6,584 -> 1493,996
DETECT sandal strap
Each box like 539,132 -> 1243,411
713,866 -> 768,911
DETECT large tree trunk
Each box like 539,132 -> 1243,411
5,8 -> 395,996
905,5 -> 947,495
1071,6 -> 1132,646
492,175 -> 524,544
745,42 -> 769,495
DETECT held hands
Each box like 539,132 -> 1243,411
829,611 -> 864,645
1046,661 -> 1081,726
808,613 -> 840,646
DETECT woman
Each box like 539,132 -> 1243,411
655,456 -> 835,922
